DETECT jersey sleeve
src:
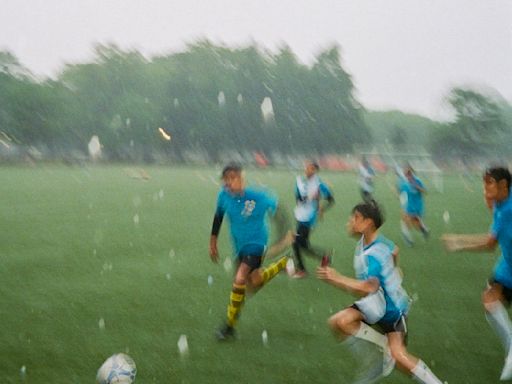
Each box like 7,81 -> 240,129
415,176 -> 426,190
491,207 -> 511,239
215,189 -> 226,216
319,182 -> 333,199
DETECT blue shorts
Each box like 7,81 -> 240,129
405,205 -> 423,217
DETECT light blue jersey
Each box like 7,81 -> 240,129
215,186 -> 278,256
492,195 -> 512,288
404,175 -> 425,217
294,175 -> 333,227
354,235 -> 410,323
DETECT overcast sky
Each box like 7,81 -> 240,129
1,0 -> 511,119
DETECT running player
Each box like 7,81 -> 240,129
318,200 -> 443,383
209,163 -> 293,340
443,166 -> 512,380
292,160 -> 335,278
359,157 -> 376,203
400,165 -> 429,245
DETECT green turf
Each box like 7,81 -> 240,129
0,165 -> 503,383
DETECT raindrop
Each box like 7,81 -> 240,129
178,335 -> 189,356
261,330 -> 268,346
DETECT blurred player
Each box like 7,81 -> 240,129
359,157 -> 376,202
292,160 -> 335,278
209,163 -> 293,340
443,166 -> 512,380
318,200 -> 443,383
399,165 -> 429,246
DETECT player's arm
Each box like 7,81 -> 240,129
412,178 -> 427,194
266,204 -> 294,258
442,233 -> 497,252
318,183 -> 335,218
295,184 -> 305,203
209,208 -> 225,263
316,266 -> 380,297
392,245 -> 400,266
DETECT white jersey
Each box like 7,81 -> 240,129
294,175 -> 321,222
354,235 -> 409,322
358,164 -> 374,193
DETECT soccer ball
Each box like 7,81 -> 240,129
96,353 -> 137,384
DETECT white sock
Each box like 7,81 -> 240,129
486,301 -> 512,351
411,360 -> 443,384
401,220 -> 413,243
354,323 -> 387,349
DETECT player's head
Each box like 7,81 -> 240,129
347,200 -> 384,236
404,164 -> 415,180
484,166 -> 511,203
221,162 -> 244,194
304,160 -> 319,178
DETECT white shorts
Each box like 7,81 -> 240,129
354,288 -> 386,324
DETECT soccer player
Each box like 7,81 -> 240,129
442,166 -> 512,380
209,163 -> 293,340
399,165 -> 429,245
292,160 -> 335,278
359,157 -> 376,203
317,200 -> 443,383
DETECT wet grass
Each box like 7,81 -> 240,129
0,165 -> 500,383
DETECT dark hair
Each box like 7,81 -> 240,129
221,162 -> 242,178
485,166 -> 511,189
306,160 -> 320,171
352,200 -> 385,229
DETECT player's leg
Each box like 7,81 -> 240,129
292,222 -> 310,277
411,215 -> 429,239
400,212 -> 414,246
249,254 -> 288,291
330,306 -> 393,383
482,271 -> 512,379
387,327 -> 443,383
217,259 -> 251,340
329,306 -> 387,347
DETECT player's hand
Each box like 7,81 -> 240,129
441,234 -> 463,252
318,207 -> 324,220
316,266 -> 338,283
209,237 -> 219,263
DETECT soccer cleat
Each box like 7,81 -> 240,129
215,324 -> 236,341
500,349 -> 512,380
291,270 -> 308,279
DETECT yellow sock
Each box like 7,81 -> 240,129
261,256 -> 288,285
226,283 -> 246,327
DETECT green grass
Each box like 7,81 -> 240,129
0,165 -> 503,383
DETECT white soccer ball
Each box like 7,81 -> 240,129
96,353 -> 137,384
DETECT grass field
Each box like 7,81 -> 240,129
0,165 -> 504,383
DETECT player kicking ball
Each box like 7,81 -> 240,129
317,200 -> 443,383
209,163 -> 293,340
443,166 -> 512,380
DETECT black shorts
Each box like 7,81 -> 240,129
351,303 -> 408,342
488,278 -> 512,304
238,244 -> 265,271
376,315 -> 408,335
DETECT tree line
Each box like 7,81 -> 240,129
0,41 -> 510,164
